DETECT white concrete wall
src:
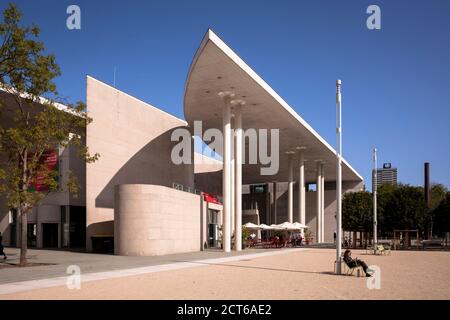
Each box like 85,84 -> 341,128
194,153 -> 222,196
86,76 -> 194,251
114,184 -> 201,256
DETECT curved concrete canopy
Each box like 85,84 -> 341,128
184,29 -> 363,185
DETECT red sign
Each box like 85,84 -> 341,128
202,192 -> 221,205
29,149 -> 59,192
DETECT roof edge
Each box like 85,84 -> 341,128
87,75 -> 188,126
184,29 -> 363,182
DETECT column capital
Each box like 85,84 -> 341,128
296,146 -> 307,161
230,99 -> 246,106
218,91 -> 235,99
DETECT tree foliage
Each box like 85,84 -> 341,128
0,3 -> 98,265
432,192 -> 450,234
381,184 -> 427,231
429,184 -> 448,211
343,184 -> 429,234
342,191 -> 373,231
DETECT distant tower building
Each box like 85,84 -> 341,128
372,163 -> 398,190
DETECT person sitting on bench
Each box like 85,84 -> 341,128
343,249 -> 372,277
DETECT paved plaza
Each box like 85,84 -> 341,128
0,248 -> 449,299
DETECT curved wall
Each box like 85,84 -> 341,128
114,184 -> 201,256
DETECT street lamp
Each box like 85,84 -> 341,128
335,79 -> 342,274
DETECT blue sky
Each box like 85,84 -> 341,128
3,0 -> 450,190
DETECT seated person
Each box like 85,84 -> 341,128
343,249 -> 372,277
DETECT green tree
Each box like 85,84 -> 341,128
0,3 -> 98,265
432,192 -> 450,235
428,184 -> 448,235
342,191 -> 373,232
430,184 -> 448,209
380,184 -> 427,232
377,184 -> 396,232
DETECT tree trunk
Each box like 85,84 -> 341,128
352,231 -> 357,248
19,206 -> 27,266
19,148 -> 29,266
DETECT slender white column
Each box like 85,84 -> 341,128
321,163 -> 325,243
298,150 -> 306,237
234,102 -> 243,251
316,161 -> 322,243
335,79 -> 343,274
273,182 -> 278,224
287,152 -> 294,223
230,123 -> 235,242
218,91 -> 234,252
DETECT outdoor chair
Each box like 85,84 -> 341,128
366,243 -> 391,255
268,238 -> 279,248
375,244 -> 391,255
372,244 -> 384,255
334,254 -> 364,277
382,244 -> 391,255
365,244 -> 374,255
343,261 -> 365,277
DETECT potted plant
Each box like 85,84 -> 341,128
242,226 -> 251,249
304,229 -> 313,245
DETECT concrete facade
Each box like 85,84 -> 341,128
85,76 -> 194,251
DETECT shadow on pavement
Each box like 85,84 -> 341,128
172,260 -> 345,277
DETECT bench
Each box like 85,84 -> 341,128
366,243 -> 391,255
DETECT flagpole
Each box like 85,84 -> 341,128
373,147 -> 378,252
336,79 -> 342,274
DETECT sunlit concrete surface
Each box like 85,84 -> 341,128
1,249 -> 449,299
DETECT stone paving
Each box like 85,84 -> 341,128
0,247 -> 278,284
1,248 -> 450,299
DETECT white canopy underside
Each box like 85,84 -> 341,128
184,29 -> 363,185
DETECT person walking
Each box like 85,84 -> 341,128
0,232 -> 7,260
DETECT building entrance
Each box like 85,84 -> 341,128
207,209 -> 220,248
27,223 -> 37,247
43,223 -> 58,248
